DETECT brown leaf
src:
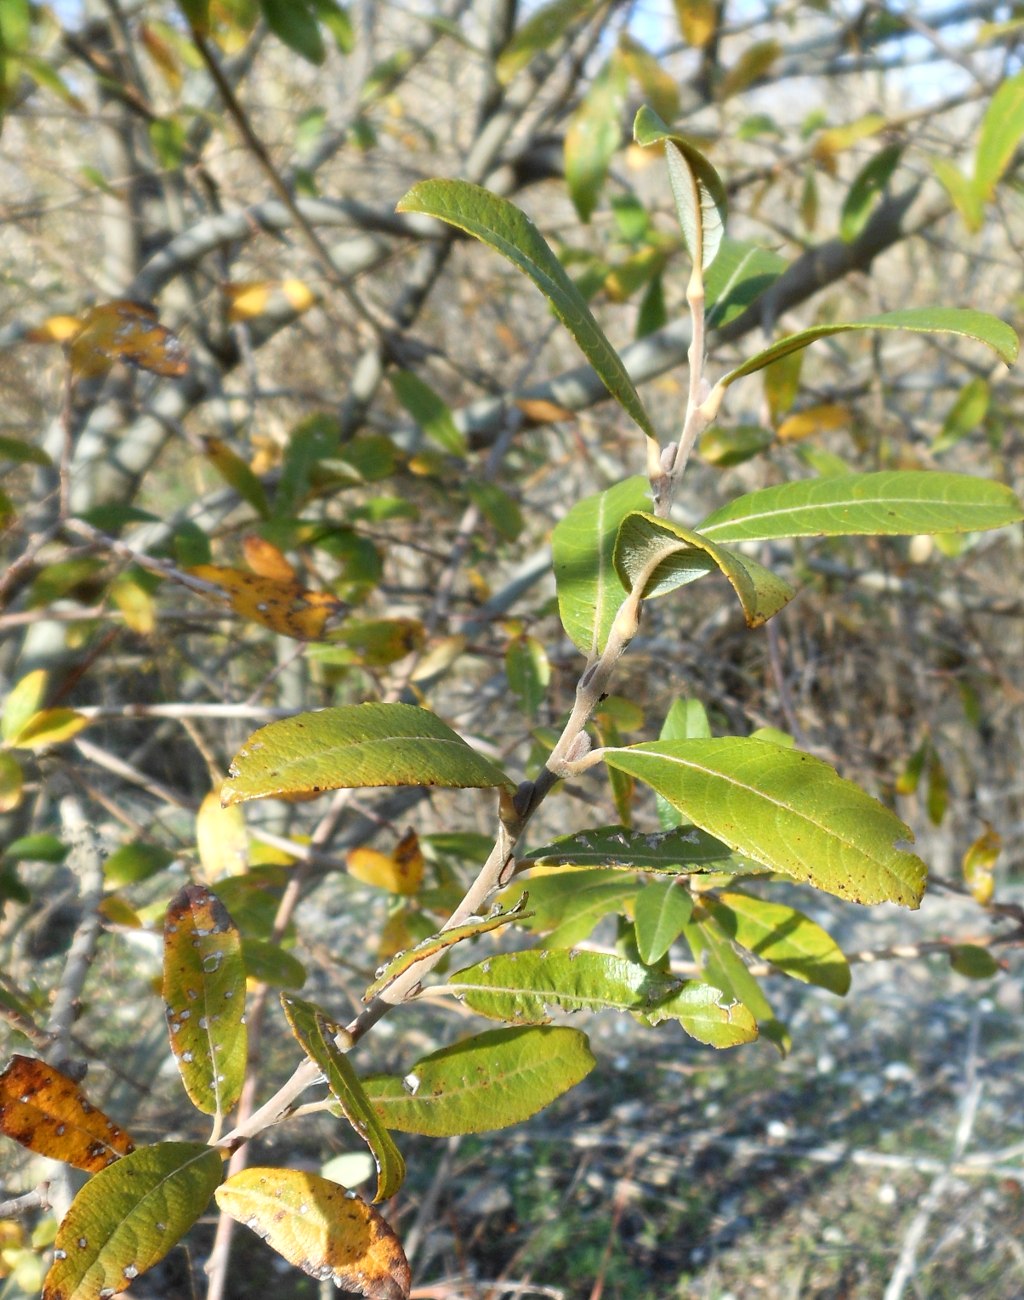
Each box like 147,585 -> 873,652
68,301 -> 188,379
186,564 -> 344,640
0,1056 -> 135,1172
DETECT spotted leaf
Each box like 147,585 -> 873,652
42,1142 -> 222,1300
215,1167 -> 410,1299
0,1056 -> 135,1172
186,564 -> 345,640
163,885 -> 247,1116
67,300 -> 187,379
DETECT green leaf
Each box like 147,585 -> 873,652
203,438 -> 270,519
933,378 -> 989,453
2,832 -> 66,863
840,144 -> 903,242
259,0 -> 325,64
281,994 -> 404,1203
43,1142 -> 222,1300
552,476 -> 649,657
309,0 -> 353,53
700,423 -> 774,467
396,180 -> 656,440
698,471 -> 1024,543
215,1168 -> 410,1296
466,480 -> 524,542
446,949 -> 682,1023
0,434 -> 51,466
655,698 -> 711,829
497,0 -> 596,83
974,70 -> 1024,195
565,55 -> 627,221
389,370 -> 466,455
363,1026 -> 595,1135
633,105 -> 726,269
705,239 -> 786,331
718,308 -> 1018,387
240,937 -> 307,988
931,156 -> 985,232
501,869 -> 639,947
364,902 -> 528,999
602,738 -> 927,908
634,879 -> 693,964
949,944 -> 999,979
637,978 -> 758,1047
704,891 -> 850,994
163,885 -> 247,1117
221,702 -> 513,804
686,916 -> 789,1053
614,511 -> 795,627
505,635 -> 551,716
104,842 -> 173,886
521,824 -> 759,874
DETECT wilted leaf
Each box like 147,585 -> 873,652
215,1168 -> 410,1298
614,511 -> 795,627
163,884 -> 247,1116
0,1056 -> 135,1172
364,1026 -> 595,1135
241,535 -> 295,581
222,702 -> 513,805
43,1142 -> 222,1300
281,994 -> 404,1202
776,404 -> 851,442
633,105 -> 726,270
186,564 -> 344,640
68,301 -> 187,379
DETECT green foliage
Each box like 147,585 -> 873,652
1,5 -> 1021,1294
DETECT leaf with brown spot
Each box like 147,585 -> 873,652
281,996 -> 405,1203
42,1142 -> 223,1300
163,885 -> 247,1116
215,1167 -> 410,1299
0,1056 -> 135,1172
67,301 -> 187,379
186,564 -> 344,640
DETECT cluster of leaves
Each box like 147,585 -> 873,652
2,1 -> 1023,1296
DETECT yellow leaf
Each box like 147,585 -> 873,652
196,790 -> 249,881
225,280 -> 317,322
98,895 -> 143,928
186,564 -> 344,640
0,1056 -> 136,1172
215,1168 -> 410,1297
776,404 -> 852,442
110,573 -> 156,635
8,709 -> 89,752
812,114 -> 887,173
347,830 -> 424,896
513,397 -> 576,424
0,753 -> 23,813
674,0 -> 717,47
139,22 -> 183,91
242,535 -> 296,581
963,826 -> 1000,905
26,314 -> 82,344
